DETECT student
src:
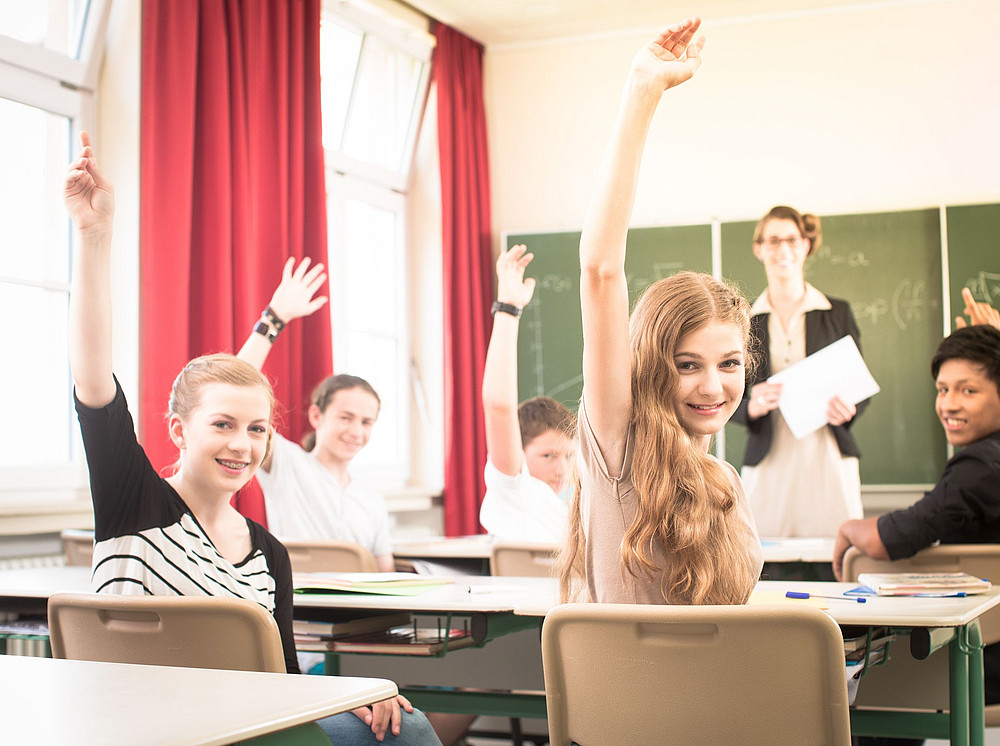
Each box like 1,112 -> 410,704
731,206 -> 869,538
559,18 -> 763,606
65,132 -> 439,746
479,244 -> 575,542
833,323 -> 1000,715
237,263 -> 394,573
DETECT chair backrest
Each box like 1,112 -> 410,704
282,539 -> 378,573
542,602 -> 851,746
60,529 -> 95,567
843,544 -> 1000,645
491,542 -> 560,577
47,593 -> 286,673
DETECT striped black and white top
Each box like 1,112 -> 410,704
76,380 -> 299,674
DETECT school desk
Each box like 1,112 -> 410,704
0,653 -> 396,746
391,534 -> 836,577
297,576 -> 999,746
392,534 -> 494,575
1,567 -> 996,744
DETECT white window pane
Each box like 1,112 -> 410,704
343,331 -> 403,468
344,199 -> 399,336
0,97 -> 71,283
342,35 -> 423,172
320,17 -> 362,152
0,0 -> 90,58
0,285 -> 72,466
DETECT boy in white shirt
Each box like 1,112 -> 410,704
478,245 -> 576,542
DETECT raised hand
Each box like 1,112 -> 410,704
63,131 -> 115,234
266,257 -> 328,323
495,244 -> 536,309
955,287 -> 1000,331
631,16 -> 705,93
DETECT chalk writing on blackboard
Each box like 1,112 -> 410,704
965,271 -> 1000,304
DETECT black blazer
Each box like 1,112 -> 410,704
731,297 -> 869,467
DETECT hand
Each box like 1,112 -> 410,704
495,244 -> 536,310
351,694 -> 413,741
266,257 -> 328,323
630,17 -> 705,94
832,525 -> 852,581
64,131 -> 115,234
826,395 -> 857,427
746,382 -> 782,420
955,287 -> 1000,331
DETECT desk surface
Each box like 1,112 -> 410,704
3,567 -> 997,629
392,535 -> 494,560
0,654 -> 396,746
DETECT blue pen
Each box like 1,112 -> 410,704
786,591 -> 866,604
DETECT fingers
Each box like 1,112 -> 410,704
826,395 -> 856,426
955,316 -> 968,329
654,16 -> 702,57
396,694 -> 414,713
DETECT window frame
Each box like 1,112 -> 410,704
0,0 -> 111,529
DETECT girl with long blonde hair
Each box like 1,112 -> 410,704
560,18 -> 763,605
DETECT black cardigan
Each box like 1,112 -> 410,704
731,297 -> 869,467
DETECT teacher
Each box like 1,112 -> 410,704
731,206 -> 869,538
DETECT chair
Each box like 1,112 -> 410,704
60,528 -> 95,567
282,539 -> 378,573
542,602 -> 851,746
844,544 -> 1000,725
490,542 -> 560,577
48,593 -> 286,673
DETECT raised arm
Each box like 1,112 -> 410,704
66,131 -> 117,408
237,257 -> 328,371
579,18 -> 704,471
955,287 -> 1000,331
482,244 -> 536,476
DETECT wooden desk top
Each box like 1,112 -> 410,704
0,654 -> 396,746
3,567 -> 997,630
392,535 -> 494,560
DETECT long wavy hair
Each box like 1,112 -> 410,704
560,272 -> 760,605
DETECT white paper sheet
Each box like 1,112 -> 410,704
769,335 -> 880,440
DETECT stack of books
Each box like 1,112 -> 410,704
855,572 -> 992,597
293,612 -> 411,652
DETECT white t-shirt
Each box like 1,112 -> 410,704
479,456 -> 568,543
256,434 -> 392,557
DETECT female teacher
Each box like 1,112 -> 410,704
731,205 -> 869,538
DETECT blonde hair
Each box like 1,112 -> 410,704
168,353 -> 276,466
560,272 -> 760,605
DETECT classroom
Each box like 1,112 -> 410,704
2,0 -> 1000,744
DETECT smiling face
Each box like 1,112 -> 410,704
935,358 -> 1000,447
753,217 -> 810,282
309,386 -> 380,468
672,321 -> 747,445
169,382 -> 272,497
523,428 -> 575,494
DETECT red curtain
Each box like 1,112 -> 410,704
140,0 -> 331,524
434,24 -> 494,536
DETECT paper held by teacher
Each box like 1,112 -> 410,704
770,335 -> 880,440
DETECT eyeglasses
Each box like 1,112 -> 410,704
756,236 -> 804,250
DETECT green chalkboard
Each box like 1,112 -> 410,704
947,203 -> 1000,328
721,209 -> 947,485
506,225 -> 713,409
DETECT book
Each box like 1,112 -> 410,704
293,572 -> 454,596
331,624 -> 478,656
856,572 -> 992,596
292,612 -> 412,640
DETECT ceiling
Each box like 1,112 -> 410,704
404,0 -> 892,46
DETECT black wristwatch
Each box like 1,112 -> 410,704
491,301 -> 522,318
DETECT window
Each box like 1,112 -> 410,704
319,0 -> 433,487
0,0 -> 110,517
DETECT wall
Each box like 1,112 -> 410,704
484,0 -> 1000,237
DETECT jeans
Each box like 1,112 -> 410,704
316,708 -> 443,745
